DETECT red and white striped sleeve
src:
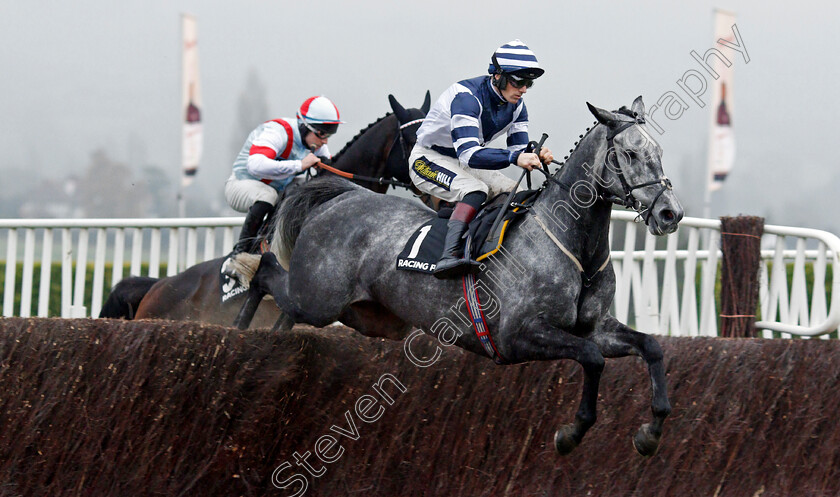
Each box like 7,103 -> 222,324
246,122 -> 302,180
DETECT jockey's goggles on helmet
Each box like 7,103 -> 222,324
507,74 -> 535,89
303,120 -> 338,139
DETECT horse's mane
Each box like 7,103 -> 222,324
271,177 -> 365,269
552,120 -> 601,171
332,112 -> 393,163
559,105 -> 638,168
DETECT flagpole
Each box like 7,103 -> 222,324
179,13 -> 202,271
178,13 -> 186,218
703,8 -> 736,223
177,190 -> 186,218
179,13 -> 202,218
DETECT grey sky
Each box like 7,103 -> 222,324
1,0 -> 838,230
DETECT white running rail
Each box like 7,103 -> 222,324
0,218 -> 240,319
1,213 -> 838,338
609,211 -> 840,338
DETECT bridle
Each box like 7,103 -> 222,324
540,116 -> 672,225
602,116 -> 673,223
314,116 -> 424,189
384,117 -> 424,185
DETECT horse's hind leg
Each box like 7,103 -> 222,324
504,324 -> 605,455
270,313 -> 294,332
591,315 -> 671,457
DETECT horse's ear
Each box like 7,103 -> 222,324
631,96 -> 645,117
587,102 -> 616,126
388,94 -> 410,123
421,90 -> 431,114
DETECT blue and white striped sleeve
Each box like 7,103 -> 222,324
450,93 -> 515,170
506,103 -> 530,152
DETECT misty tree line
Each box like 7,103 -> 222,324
1,69 -> 270,220
3,66 -> 837,235
1,153 -> 176,219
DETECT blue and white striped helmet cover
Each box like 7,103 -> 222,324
487,39 -> 544,79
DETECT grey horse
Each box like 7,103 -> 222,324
233,97 -> 684,456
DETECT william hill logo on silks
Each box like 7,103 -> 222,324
413,156 -> 454,191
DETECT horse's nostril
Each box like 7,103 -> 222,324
661,210 -> 675,222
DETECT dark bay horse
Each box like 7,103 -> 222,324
233,97 -> 684,455
100,92 -> 431,326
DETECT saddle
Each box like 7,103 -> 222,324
396,190 -> 538,274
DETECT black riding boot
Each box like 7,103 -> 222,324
232,200 -> 273,255
433,202 -> 481,279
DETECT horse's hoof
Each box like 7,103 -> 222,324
554,425 -> 579,455
633,423 -> 661,457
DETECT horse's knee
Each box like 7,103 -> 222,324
579,342 -> 605,374
641,335 -> 665,363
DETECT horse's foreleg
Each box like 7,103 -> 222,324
591,315 -> 671,457
234,286 -> 265,330
505,326 -> 605,455
234,252 -> 294,330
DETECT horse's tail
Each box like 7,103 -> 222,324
272,177 -> 363,268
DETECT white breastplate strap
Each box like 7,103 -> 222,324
532,214 -> 611,276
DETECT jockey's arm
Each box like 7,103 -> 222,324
246,124 -> 322,179
451,93 -> 538,171
246,151 -> 303,180
505,102 -> 553,169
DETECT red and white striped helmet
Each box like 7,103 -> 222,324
297,95 -> 344,136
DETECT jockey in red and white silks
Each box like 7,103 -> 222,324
225,95 -> 344,255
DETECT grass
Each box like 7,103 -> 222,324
0,262 -> 166,317
0,260 -> 835,338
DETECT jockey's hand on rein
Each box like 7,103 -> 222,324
516,152 -> 543,171
538,147 -> 554,165
317,155 -> 332,166
301,153 -> 320,170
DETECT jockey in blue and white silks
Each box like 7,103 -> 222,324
225,95 -> 344,255
415,76 -> 530,171
408,39 -> 554,279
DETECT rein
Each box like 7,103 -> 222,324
489,119 -> 668,283
531,119 -> 672,223
315,161 -> 412,188
316,117 -> 424,189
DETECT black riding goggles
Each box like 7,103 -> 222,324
508,76 -> 534,89
303,121 -> 336,139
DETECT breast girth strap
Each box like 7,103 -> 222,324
531,213 -> 611,287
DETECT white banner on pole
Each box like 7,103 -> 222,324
707,9 -> 736,192
181,14 -> 202,188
